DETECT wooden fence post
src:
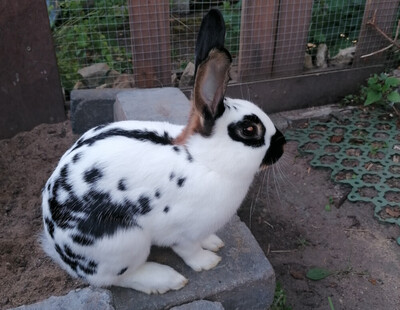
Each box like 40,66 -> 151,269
354,0 -> 400,66
272,0 -> 314,77
237,0 -> 279,82
128,0 -> 171,88
0,0 -> 66,139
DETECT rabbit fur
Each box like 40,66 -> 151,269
41,9 -> 286,294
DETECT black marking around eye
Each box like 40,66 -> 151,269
72,152 -> 82,164
45,217 -> 55,239
118,267 -> 128,275
177,177 -> 186,187
118,179 -> 127,191
83,167 -> 103,184
70,128 -> 172,153
228,114 -> 266,148
163,206 -> 170,213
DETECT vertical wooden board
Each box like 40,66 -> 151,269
354,0 -> 400,66
237,0 -> 279,82
128,0 -> 171,88
272,0 -> 313,77
0,0 -> 66,139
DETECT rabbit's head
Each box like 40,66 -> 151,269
174,9 -> 285,174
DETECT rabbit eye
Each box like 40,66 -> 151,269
242,125 -> 256,137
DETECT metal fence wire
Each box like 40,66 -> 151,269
47,0 -> 400,95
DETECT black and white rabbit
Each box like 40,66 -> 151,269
41,9 -> 286,294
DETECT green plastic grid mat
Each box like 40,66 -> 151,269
286,108 -> 400,243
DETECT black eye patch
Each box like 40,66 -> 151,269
228,114 -> 266,148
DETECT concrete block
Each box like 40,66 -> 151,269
70,89 -> 121,134
111,216 -> 275,310
12,287 -> 114,310
170,300 -> 224,310
114,88 -> 191,125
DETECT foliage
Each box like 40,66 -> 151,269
308,0 -> 365,56
51,0 -> 132,93
220,1 -> 242,57
306,267 -> 333,281
362,73 -> 400,107
342,73 -> 400,115
270,282 -> 292,310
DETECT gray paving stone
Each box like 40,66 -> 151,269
114,88 -> 191,124
170,300 -> 224,310
70,89 -> 120,134
12,287 -> 114,310
111,216 -> 275,310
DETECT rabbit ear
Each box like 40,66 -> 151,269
193,48 -> 231,120
195,9 -> 226,77
174,9 -> 231,145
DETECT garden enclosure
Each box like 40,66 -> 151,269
1,0 -> 400,138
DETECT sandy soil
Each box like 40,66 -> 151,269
0,116 -> 399,309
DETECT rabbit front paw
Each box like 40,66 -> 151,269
173,243 -> 221,272
116,262 -> 188,294
201,234 -> 225,252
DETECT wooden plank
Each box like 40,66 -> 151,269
0,0 -> 66,139
237,0 -> 279,82
354,0 -> 400,66
272,0 -> 314,77
128,0 -> 171,88
226,66 -> 384,114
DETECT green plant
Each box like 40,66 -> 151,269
308,0 -> 365,56
361,73 -> 400,108
325,196 -> 334,211
51,0 -> 132,94
270,282 -> 292,310
220,1 -> 242,57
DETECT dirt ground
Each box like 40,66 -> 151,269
0,114 -> 399,309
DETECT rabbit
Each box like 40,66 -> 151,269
41,8 -> 286,295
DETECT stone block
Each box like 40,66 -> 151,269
114,88 -> 191,125
170,300 -> 224,310
111,216 -> 275,310
12,287 -> 114,310
70,89 -> 120,134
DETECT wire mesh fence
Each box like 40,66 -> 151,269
46,0 -> 400,96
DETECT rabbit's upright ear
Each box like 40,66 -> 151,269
195,9 -> 226,77
174,9 -> 232,144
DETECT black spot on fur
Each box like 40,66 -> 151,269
45,217 -> 55,239
70,128 -> 172,153
118,267 -> 128,275
83,167 -> 103,184
55,243 -> 98,276
93,123 -> 108,131
138,195 -> 151,215
169,172 -> 176,181
172,146 -> 180,153
72,152 -> 82,164
228,114 -> 266,148
47,183 -> 51,192
262,127 -> 286,166
155,190 -> 161,199
185,150 -> 193,163
118,179 -> 127,191
177,177 -> 186,187
71,234 -> 95,246
163,206 -> 170,213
